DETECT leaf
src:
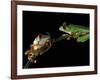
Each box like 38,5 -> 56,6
77,34 -> 89,42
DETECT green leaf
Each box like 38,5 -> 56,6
77,34 -> 89,42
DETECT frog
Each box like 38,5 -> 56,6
59,22 -> 89,42
24,33 -> 52,64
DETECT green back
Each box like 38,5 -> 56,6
65,24 -> 89,33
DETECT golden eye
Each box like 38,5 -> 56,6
34,46 -> 38,50
34,40 -> 38,45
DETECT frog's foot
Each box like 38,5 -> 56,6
28,54 -> 38,63
66,37 -> 71,40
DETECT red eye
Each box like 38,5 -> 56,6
28,53 -> 32,57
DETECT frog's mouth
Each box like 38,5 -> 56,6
67,31 -> 89,35
66,32 -> 72,35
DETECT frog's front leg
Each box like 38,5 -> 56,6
73,32 -> 80,39
61,34 -> 70,40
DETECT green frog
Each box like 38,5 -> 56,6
59,22 -> 89,42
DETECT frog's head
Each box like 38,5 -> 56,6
64,26 -> 72,34
33,33 -> 51,50
59,22 -> 71,34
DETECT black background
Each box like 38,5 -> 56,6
23,11 -> 90,68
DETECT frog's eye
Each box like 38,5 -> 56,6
33,40 -> 38,45
62,22 -> 67,26
34,46 -> 39,50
